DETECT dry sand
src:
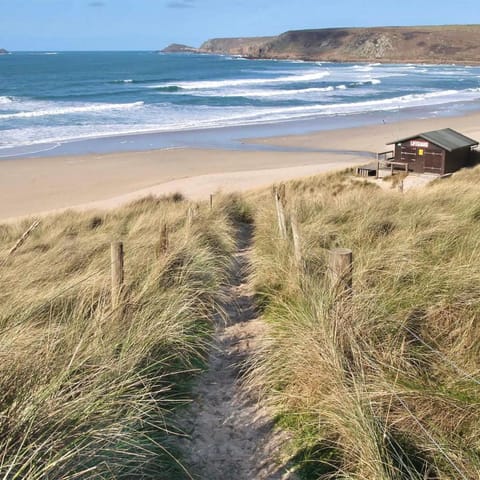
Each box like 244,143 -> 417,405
0,149 -> 360,221
2,110 -> 480,222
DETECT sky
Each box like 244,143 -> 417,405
1,0 -> 480,51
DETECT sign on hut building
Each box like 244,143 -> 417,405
388,128 -> 478,175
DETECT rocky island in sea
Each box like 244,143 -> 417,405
0,49 -> 9,55
160,44 -> 199,53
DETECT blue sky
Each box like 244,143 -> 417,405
2,0 -> 480,50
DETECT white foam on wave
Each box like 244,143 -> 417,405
0,96 -> 13,105
148,70 -> 331,90
0,101 -> 144,120
159,77 -> 382,99
174,88 -> 480,128
186,85 -> 340,99
3,87 -> 480,151
352,66 -> 372,71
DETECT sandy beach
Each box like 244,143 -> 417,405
252,110 -> 480,152
2,110 -> 480,222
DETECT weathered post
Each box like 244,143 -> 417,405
111,241 -> 124,309
376,153 -> 379,179
391,163 -> 394,176
290,212 -> 302,269
186,206 -> 194,230
210,194 -> 214,210
328,248 -> 353,295
159,223 -> 169,255
274,185 -> 287,240
399,180 -> 404,193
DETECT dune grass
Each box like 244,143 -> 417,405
248,167 -> 480,479
0,194 -> 239,479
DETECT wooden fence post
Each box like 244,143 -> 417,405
399,180 -> 404,193
186,206 -> 194,230
159,223 -> 169,255
209,194 -> 214,210
290,212 -> 302,269
376,153 -> 379,179
274,185 -> 287,240
111,241 -> 124,309
328,248 -> 353,295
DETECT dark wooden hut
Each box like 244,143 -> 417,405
387,128 -> 478,175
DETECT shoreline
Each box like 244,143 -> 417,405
3,98 -> 480,161
3,110 -> 480,223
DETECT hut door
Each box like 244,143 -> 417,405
415,148 -> 425,172
423,152 -> 442,174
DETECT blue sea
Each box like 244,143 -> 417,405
2,51 -> 480,158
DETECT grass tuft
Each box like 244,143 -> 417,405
0,195 -> 238,479
247,166 -> 480,479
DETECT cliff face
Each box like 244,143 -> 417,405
198,26 -> 480,64
200,36 -> 275,56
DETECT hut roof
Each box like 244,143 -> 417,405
388,128 -> 478,152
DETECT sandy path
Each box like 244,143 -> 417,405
174,223 -> 295,480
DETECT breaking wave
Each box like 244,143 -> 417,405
0,101 -> 144,120
148,70 -> 331,90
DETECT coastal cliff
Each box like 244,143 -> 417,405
200,36 -> 275,56
196,25 -> 480,64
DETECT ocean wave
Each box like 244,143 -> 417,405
352,65 -> 373,71
148,70 -> 331,90
3,87 -> 480,151
0,101 -> 144,120
0,96 -> 14,105
160,79 -> 382,99
109,78 -> 155,84
150,85 -> 183,92
247,86 -> 337,96
254,88 -> 480,118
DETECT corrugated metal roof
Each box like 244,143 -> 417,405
388,128 -> 478,152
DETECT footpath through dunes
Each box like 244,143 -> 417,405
172,222 -> 297,480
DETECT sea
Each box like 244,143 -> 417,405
1,51 -> 480,158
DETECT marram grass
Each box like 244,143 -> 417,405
247,167 -> 480,479
0,194 -> 238,479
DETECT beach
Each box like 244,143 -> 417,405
2,110 -> 480,222
3,53 -> 480,223
0,147 -> 360,221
